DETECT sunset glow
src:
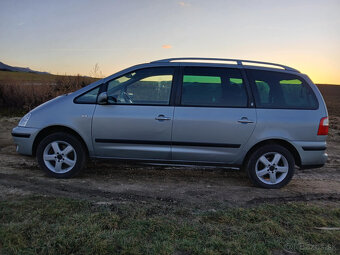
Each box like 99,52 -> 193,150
0,0 -> 339,84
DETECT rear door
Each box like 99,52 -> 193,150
92,67 -> 176,160
171,67 -> 256,163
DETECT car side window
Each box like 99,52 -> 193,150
106,67 -> 174,105
248,70 -> 318,109
181,67 -> 248,107
74,86 -> 100,104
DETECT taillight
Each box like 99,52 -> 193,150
317,117 -> 329,135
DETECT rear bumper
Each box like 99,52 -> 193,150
12,126 -> 40,156
300,163 -> 326,170
292,140 -> 328,167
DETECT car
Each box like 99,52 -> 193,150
11,57 -> 329,188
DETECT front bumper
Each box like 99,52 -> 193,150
12,126 -> 40,155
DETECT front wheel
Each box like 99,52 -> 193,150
36,132 -> 86,178
245,144 -> 295,189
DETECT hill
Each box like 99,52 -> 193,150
0,70 -> 56,83
0,61 -> 49,74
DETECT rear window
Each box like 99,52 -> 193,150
247,70 -> 318,109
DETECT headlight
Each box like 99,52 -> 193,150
18,113 -> 31,127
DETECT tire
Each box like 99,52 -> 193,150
36,132 -> 87,178
245,144 -> 295,189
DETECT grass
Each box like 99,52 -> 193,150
0,70 -> 56,82
0,196 -> 339,255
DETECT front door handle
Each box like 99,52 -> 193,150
155,114 -> 171,121
238,117 -> 254,124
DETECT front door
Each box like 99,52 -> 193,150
171,67 -> 256,163
92,67 -> 176,160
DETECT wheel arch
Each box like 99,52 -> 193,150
32,125 -> 89,157
242,139 -> 301,169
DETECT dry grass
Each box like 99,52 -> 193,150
0,71 -> 98,114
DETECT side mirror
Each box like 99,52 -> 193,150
97,92 -> 108,105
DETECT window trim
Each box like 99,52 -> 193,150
176,66 -> 252,108
245,69 -> 319,110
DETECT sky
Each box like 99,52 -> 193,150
0,0 -> 339,84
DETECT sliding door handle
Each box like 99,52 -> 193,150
238,117 -> 254,124
155,115 -> 171,121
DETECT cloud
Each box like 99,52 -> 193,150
162,45 -> 172,49
178,2 -> 191,7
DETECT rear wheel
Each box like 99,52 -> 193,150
245,144 -> 295,189
36,132 -> 86,178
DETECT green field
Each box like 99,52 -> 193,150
0,196 -> 339,255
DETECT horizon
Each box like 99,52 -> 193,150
1,0 -> 339,84
0,59 -> 340,86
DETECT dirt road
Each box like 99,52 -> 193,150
1,116 -> 339,208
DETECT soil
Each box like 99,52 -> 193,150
0,116 -> 339,208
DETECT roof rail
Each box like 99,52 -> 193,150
151,57 -> 299,72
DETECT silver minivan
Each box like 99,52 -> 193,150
12,58 -> 328,188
